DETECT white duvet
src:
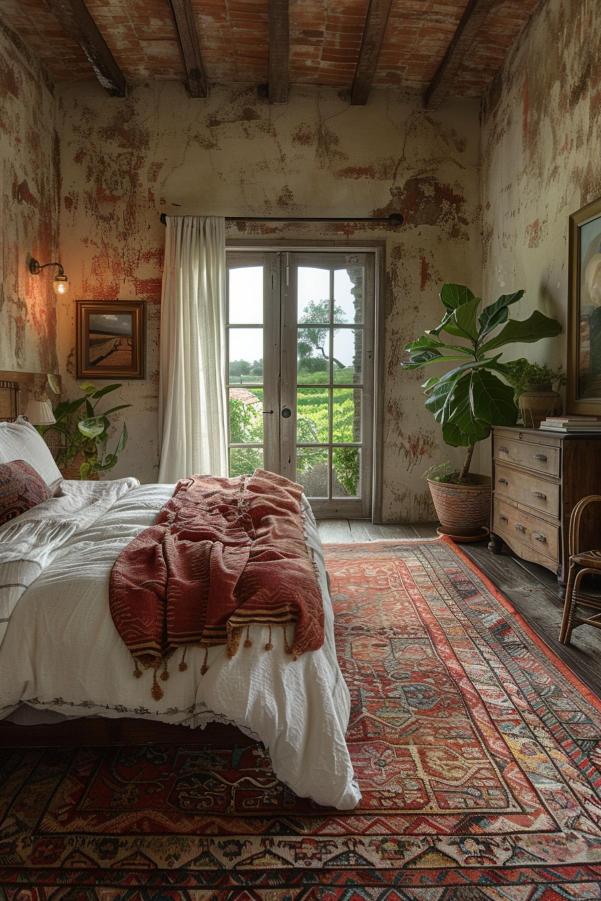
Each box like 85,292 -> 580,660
0,478 -> 360,809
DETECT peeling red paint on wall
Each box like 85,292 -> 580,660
481,0 -> 601,419
526,218 -> 543,248
14,179 -> 38,207
420,256 -> 430,290
1,23 -> 58,374
522,73 -> 529,149
335,161 -> 395,180
374,175 -> 468,238
399,431 -> 436,472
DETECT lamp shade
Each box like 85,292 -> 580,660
24,398 -> 56,426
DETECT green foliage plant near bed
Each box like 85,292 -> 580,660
403,284 -> 562,483
45,383 -> 130,479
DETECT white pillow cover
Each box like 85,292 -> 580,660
0,417 -> 62,488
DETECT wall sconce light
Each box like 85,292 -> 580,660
29,258 -> 69,296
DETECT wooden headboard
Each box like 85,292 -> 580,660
0,371 -> 61,421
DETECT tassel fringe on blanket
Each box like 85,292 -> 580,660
109,470 -> 325,699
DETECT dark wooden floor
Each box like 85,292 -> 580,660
317,521 -> 601,699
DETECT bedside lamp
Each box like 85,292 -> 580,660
24,398 -> 56,426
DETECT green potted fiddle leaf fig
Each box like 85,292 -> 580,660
403,284 -> 562,538
43,382 -> 130,480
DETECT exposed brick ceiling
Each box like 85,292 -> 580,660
0,0 -> 540,99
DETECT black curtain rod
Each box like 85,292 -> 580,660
159,212 -> 403,226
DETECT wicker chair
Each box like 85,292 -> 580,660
559,494 -> 601,644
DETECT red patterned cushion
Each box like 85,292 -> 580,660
0,459 -> 50,526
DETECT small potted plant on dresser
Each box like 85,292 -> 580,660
402,284 -> 562,540
503,358 -> 566,427
41,382 -> 130,480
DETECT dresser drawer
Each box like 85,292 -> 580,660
494,499 -> 559,562
495,463 -> 560,518
493,435 -> 560,477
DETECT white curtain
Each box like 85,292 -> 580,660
158,216 -> 228,481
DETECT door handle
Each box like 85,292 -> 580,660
281,407 -> 292,419
261,409 -> 274,415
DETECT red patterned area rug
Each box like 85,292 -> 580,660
1,538 -> 601,899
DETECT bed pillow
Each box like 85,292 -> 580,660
0,417 -> 62,488
0,459 -> 51,526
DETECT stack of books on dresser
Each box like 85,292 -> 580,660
539,415 -> 601,432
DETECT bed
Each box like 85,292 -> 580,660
0,418 -> 360,810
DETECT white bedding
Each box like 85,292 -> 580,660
0,478 -> 360,810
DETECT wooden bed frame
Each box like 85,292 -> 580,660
0,716 -> 249,749
0,369 -> 61,420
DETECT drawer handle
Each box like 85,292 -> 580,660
515,523 -> 526,533
498,446 -> 509,454
500,514 -> 508,523
534,454 -> 548,462
498,478 -> 509,486
532,491 -> 547,501
533,532 -> 547,543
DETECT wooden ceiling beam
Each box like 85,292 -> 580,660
351,0 -> 393,105
47,0 -> 126,97
424,0 -> 499,109
268,0 -> 289,103
169,0 -> 208,98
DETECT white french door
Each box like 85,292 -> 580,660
226,249 -> 375,518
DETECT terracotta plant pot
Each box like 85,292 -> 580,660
427,475 -> 491,539
518,388 -> 561,429
60,454 -> 99,480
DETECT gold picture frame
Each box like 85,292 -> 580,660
568,196 -> 601,414
76,300 -> 145,380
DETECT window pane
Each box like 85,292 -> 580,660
297,326 -> 330,384
228,328 -> 263,383
332,388 -> 361,443
228,387 -> 264,444
333,328 -> 362,384
334,266 -> 363,324
228,266 -> 263,324
229,446 -> 263,477
333,448 -> 360,497
296,387 -> 329,443
298,267 -> 330,324
296,448 -> 329,497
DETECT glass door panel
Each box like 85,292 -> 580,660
226,249 -> 374,518
285,252 -> 374,518
226,253 -> 278,476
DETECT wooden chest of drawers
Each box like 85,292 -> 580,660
490,427 -> 601,580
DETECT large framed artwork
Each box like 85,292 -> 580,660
76,300 -> 145,380
568,196 -> 601,413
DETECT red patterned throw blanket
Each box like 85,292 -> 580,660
109,470 -> 324,699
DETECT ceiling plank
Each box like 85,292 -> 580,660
268,0 -> 289,103
47,0 -> 127,96
424,0 -> 499,109
351,0 -> 393,105
169,0 -> 208,98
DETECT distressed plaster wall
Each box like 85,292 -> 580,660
0,23 -> 59,374
57,82 -> 481,519
481,0 -> 601,370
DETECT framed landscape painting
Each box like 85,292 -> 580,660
76,300 -> 145,380
568,196 -> 601,413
